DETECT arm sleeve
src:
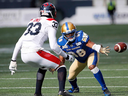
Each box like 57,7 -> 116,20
11,36 -> 23,60
47,27 -> 67,58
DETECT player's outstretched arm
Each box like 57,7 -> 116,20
86,39 -> 110,56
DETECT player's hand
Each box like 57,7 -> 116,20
49,68 -> 55,74
100,45 -> 110,56
9,60 -> 17,75
65,54 -> 74,62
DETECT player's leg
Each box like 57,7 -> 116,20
67,59 -> 87,93
108,10 -> 113,24
34,68 -> 47,96
87,52 -> 111,96
36,50 -> 73,96
21,52 -> 48,96
111,13 -> 114,24
21,50 -> 73,96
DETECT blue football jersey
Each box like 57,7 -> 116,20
57,30 -> 97,63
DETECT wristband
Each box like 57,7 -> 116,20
92,44 -> 101,53
65,55 -> 69,60
11,60 -> 16,62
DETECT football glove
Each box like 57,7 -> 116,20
9,60 -> 17,75
100,45 -> 110,56
49,68 -> 55,74
65,54 -> 74,62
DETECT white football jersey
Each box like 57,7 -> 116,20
22,17 -> 58,49
12,17 -> 67,60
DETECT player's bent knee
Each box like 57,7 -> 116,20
68,77 -> 76,81
90,66 -> 99,74
68,75 -> 76,80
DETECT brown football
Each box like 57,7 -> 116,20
114,42 -> 127,53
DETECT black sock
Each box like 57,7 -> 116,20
35,68 -> 47,95
69,78 -> 78,89
57,67 -> 67,92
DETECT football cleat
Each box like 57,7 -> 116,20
103,88 -> 111,96
58,91 -> 74,96
34,94 -> 43,96
66,87 -> 79,93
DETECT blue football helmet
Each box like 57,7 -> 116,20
40,2 -> 57,18
61,22 -> 77,42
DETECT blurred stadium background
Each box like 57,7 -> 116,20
0,0 -> 128,27
0,0 -> 128,96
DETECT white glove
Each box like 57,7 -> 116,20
9,60 -> 17,75
65,54 -> 74,62
100,45 -> 110,56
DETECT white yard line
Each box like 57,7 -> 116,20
0,68 -> 128,72
0,70 -> 30,72
0,76 -> 128,80
0,86 -> 128,89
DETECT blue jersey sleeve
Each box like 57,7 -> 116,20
57,35 -> 68,51
76,30 -> 89,44
57,36 -> 66,46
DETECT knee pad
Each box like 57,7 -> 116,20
37,69 -> 47,80
91,66 -> 99,74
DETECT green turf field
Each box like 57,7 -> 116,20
0,24 -> 128,96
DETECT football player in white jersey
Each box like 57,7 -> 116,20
57,22 -> 111,96
9,2 -> 74,96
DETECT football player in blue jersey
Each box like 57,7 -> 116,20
57,22 -> 111,96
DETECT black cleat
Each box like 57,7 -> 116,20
58,91 -> 74,96
34,94 -> 43,96
67,87 -> 79,93
103,88 -> 111,96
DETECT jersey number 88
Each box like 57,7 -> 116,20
68,49 -> 86,57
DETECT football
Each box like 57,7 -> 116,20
114,42 -> 127,53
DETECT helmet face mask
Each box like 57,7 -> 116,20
40,2 -> 57,18
61,22 -> 76,42
64,31 -> 76,42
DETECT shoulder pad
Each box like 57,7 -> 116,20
47,18 -> 56,21
82,32 -> 89,43
46,18 -> 58,29
76,30 -> 89,43
28,17 -> 40,23
57,36 -> 67,46
76,30 -> 84,42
